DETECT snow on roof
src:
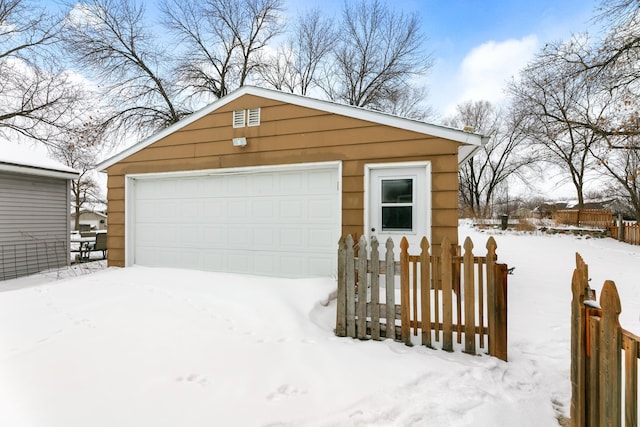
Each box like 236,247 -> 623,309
0,142 -> 79,179
97,85 -> 488,171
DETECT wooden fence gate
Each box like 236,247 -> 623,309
335,235 -> 508,361
571,253 -> 640,427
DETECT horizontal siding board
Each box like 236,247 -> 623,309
107,175 -> 125,188
0,171 -> 70,280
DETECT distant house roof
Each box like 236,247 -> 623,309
97,85 -> 488,171
71,210 -> 108,219
0,143 -> 79,179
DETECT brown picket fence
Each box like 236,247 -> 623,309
570,253 -> 640,427
335,235 -> 508,361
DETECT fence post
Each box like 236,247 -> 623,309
493,263 -> 508,362
420,237 -> 432,348
357,236 -> 368,340
441,236 -> 453,352
486,237 -> 497,357
385,238 -> 395,339
336,237 -> 347,337
624,337 -> 638,426
400,237 -> 411,346
463,237 -> 476,355
617,214 -> 624,242
570,253 -> 589,427
598,280 -> 622,427
370,237 -> 381,340
345,235 -> 356,338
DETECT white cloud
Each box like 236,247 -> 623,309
437,35 -> 539,117
460,35 -> 538,98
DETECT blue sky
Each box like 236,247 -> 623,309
287,0 -> 600,116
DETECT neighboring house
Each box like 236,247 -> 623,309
0,146 -> 79,280
510,208 -> 533,219
71,210 -> 108,231
97,86 -> 486,278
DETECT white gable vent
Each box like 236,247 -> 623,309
247,107 -> 261,126
232,110 -> 245,128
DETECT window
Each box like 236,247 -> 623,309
247,108 -> 261,126
380,178 -> 414,231
232,110 -> 245,128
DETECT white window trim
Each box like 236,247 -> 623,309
364,161 -> 432,246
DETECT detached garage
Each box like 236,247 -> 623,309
98,86 -> 486,278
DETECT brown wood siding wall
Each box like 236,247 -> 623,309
105,95 -> 461,267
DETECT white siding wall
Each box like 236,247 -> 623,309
0,171 -> 70,280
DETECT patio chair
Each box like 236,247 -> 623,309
92,233 -> 108,259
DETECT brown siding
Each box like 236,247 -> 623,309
105,95 -> 462,266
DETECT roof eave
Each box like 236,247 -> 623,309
0,162 -> 80,179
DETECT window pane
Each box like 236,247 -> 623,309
381,179 -> 413,203
382,206 -> 413,230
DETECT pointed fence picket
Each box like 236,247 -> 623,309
570,254 -> 640,427
335,235 -> 509,361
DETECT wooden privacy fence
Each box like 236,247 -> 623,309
609,222 -> 640,246
570,254 -> 640,427
335,235 -> 508,361
555,209 -> 613,228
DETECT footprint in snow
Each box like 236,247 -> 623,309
175,374 -> 208,386
267,384 -> 307,401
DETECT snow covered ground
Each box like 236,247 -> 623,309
0,222 -> 638,427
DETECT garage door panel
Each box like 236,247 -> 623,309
308,228 -> 336,249
252,199 -> 275,218
308,170 -> 336,192
203,226 -> 227,246
227,199 -> 249,219
308,256 -> 333,276
308,198 -> 336,220
254,254 -> 277,275
181,200 -> 203,219
254,229 -> 276,247
133,166 -> 339,277
280,199 -> 303,218
203,200 -> 225,217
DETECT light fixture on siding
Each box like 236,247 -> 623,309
232,137 -> 247,147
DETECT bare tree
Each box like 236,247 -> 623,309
257,46 -> 297,92
591,139 -> 640,220
550,1 -> 640,140
445,100 -> 533,217
61,0 -> 189,139
376,85 -> 434,121
321,0 -> 432,116
162,0 -> 284,100
48,117 -> 105,229
508,39 -> 607,209
291,8 -> 336,95
258,8 -> 335,95
0,0 -> 81,143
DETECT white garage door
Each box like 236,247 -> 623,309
131,164 -> 340,277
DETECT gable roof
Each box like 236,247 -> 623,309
97,86 -> 487,171
0,143 -> 79,179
